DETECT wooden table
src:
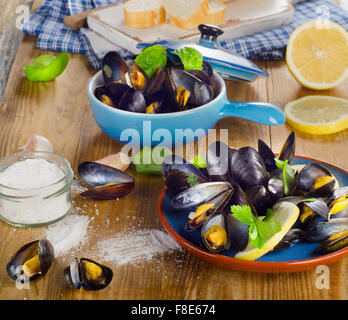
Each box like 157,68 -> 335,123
0,0 -> 348,300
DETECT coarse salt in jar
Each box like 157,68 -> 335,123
0,151 -> 73,227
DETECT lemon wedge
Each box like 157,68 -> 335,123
284,95 -> 348,135
234,202 -> 299,261
286,19 -> 348,90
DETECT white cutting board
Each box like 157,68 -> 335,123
87,0 -> 294,54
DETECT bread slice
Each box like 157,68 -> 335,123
164,0 -> 209,30
205,0 -> 226,26
124,0 -> 165,29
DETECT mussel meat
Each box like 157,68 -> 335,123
201,212 -> 230,253
7,239 -> 54,282
64,258 -> 113,290
78,161 -> 135,200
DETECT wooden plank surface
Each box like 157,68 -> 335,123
0,0 -> 348,300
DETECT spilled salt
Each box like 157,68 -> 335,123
95,229 -> 182,266
45,214 -> 90,257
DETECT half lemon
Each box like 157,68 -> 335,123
286,19 -> 348,90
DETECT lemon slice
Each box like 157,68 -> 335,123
234,202 -> 300,261
286,19 -> 348,90
284,95 -> 348,135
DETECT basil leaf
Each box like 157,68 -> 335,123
134,45 -> 167,79
24,53 -> 70,82
174,47 -> 203,71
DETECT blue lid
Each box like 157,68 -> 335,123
136,24 -> 268,82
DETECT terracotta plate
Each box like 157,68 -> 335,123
158,156 -> 348,273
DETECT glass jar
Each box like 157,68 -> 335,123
0,151 -> 73,228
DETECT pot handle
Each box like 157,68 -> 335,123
219,98 -> 286,126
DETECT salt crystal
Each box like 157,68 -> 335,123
95,229 -> 182,267
45,214 -> 90,257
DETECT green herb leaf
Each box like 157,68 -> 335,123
134,45 -> 167,79
24,53 -> 70,82
174,47 -> 203,71
188,174 -> 199,186
275,158 -> 295,195
190,156 -> 207,169
134,146 -> 172,175
231,205 -> 282,249
231,205 -> 256,225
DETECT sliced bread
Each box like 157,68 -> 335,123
164,0 -> 209,30
124,0 -> 165,29
205,0 -> 226,26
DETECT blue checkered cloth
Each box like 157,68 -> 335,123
22,0 -> 348,69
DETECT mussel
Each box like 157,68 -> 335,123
206,141 -> 234,182
170,181 -> 233,231
326,187 -> 348,217
64,258 -> 113,290
258,131 -> 296,173
230,146 -> 268,190
304,218 -> 348,243
272,228 -> 304,252
201,212 -> 230,253
78,161 -> 135,200
7,240 -> 54,282
294,163 -> 336,198
165,67 -> 213,110
313,230 -> 348,254
225,182 -> 256,251
162,154 -> 208,195
102,51 -> 130,86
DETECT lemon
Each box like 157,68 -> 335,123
284,95 -> 348,135
286,19 -> 348,90
234,202 -> 299,261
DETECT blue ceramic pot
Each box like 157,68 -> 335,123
87,71 -> 285,147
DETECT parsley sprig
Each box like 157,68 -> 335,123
231,205 -> 281,249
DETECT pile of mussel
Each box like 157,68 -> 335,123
95,49 -> 217,114
6,239 -> 113,290
162,132 -> 348,257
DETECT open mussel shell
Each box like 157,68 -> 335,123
78,161 -> 135,200
128,61 -> 147,91
64,258 -> 113,291
102,51 -> 129,86
258,139 -> 277,173
299,198 -> 329,223
118,87 -> 146,113
165,67 -> 213,109
7,240 -> 54,282
278,131 -> 295,164
304,218 -> 348,243
294,163 -> 336,198
272,228 -> 304,252
170,181 -> 233,211
162,154 -> 208,195
105,82 -> 130,107
144,66 -> 165,96
230,146 -> 268,190
326,187 -> 348,217
206,141 -> 233,182
201,212 -> 230,253
313,230 -> 348,254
